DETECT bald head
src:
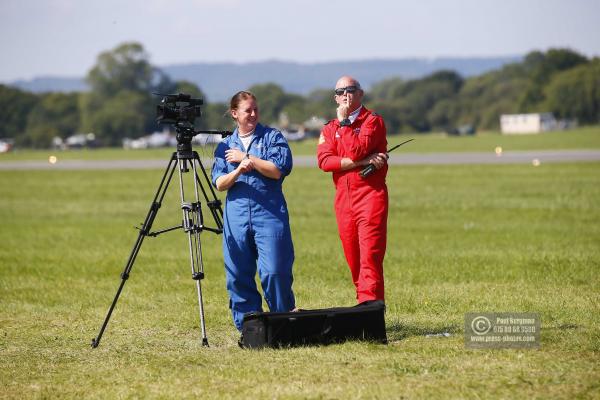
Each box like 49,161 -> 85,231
335,76 -> 361,90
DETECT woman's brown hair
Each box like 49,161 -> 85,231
227,91 -> 257,119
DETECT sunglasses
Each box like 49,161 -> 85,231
334,86 -> 359,96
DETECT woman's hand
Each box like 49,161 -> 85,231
215,157 -> 254,191
225,148 -> 247,164
237,158 -> 254,174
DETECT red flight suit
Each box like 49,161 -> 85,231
317,106 -> 388,303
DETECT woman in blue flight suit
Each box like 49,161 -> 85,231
211,91 -> 296,331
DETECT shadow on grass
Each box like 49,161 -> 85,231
552,323 -> 579,330
386,321 -> 461,343
385,322 -> 583,344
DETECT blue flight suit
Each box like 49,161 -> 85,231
211,123 -> 295,331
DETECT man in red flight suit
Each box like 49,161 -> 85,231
317,75 -> 389,304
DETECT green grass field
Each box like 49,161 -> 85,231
1,152 -> 599,397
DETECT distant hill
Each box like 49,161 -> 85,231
11,76 -> 88,93
9,56 -> 521,102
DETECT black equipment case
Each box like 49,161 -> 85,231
240,301 -> 387,349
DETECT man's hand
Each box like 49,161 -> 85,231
336,104 -> 350,122
225,148 -> 246,164
364,152 -> 388,169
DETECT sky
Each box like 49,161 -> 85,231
1,0 -> 599,82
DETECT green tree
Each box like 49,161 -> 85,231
247,83 -> 287,124
304,88 -> 336,121
370,71 -> 463,133
280,93 -> 308,126
0,85 -> 39,139
543,58 -> 600,124
452,63 -> 527,129
81,42 -> 180,145
202,102 -> 230,131
370,78 -> 406,101
86,42 -> 155,96
81,90 -> 148,146
368,99 -> 410,134
427,98 -> 461,129
518,48 -> 588,111
21,92 -> 80,148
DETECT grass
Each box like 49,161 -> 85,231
1,159 -> 599,398
1,125 -> 600,161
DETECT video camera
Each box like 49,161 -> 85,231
156,93 -> 203,126
155,92 -> 232,153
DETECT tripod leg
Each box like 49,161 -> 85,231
178,157 -> 209,346
194,273 -> 209,347
191,208 -> 209,347
91,155 -> 178,348
194,155 -> 224,231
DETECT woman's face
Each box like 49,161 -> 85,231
231,98 -> 259,134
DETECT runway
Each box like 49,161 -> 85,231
1,149 -> 599,170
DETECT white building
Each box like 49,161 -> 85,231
499,113 -> 557,134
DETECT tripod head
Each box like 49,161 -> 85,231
174,125 -> 233,154
155,92 -> 232,154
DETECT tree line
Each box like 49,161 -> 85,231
1,42 -> 598,148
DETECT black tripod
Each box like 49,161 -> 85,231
91,125 -> 231,348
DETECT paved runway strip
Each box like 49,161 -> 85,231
1,150 -> 599,170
